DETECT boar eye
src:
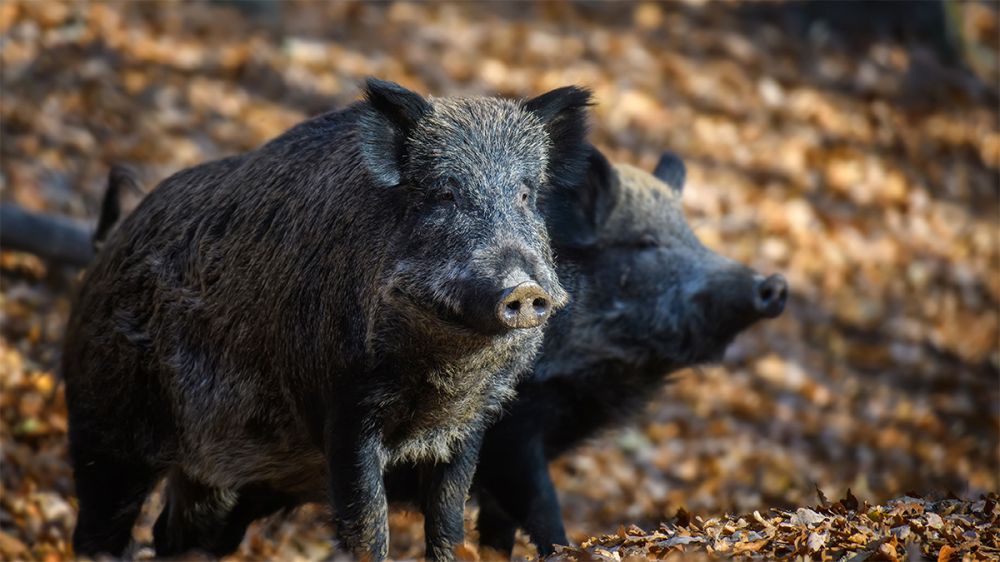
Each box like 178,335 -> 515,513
637,234 -> 660,249
517,183 -> 532,205
436,189 -> 456,204
432,178 -> 459,205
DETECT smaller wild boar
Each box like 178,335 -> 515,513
62,79 -> 592,561
469,147 -> 789,555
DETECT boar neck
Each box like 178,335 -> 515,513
366,321 -> 541,464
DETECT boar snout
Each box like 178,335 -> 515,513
753,274 -> 788,318
497,281 -> 552,330
692,266 -> 788,328
458,274 -> 557,335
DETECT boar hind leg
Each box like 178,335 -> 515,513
153,469 -> 239,558
476,490 -> 517,556
71,451 -> 160,558
153,473 -> 297,558
205,484 -> 301,557
478,434 -> 568,556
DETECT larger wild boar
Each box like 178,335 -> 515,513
469,148 -> 788,555
62,79 -> 591,561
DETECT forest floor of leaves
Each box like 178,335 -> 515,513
1,2 -> 997,561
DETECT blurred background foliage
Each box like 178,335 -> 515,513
0,1 -> 997,560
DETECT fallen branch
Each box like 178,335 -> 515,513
0,204 -> 93,268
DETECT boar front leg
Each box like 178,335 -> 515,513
477,432 -> 568,556
476,490 -> 518,555
327,409 -> 389,561
421,430 -> 484,562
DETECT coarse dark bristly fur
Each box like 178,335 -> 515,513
468,149 -> 788,555
62,78 -> 592,562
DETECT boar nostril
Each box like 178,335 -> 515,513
753,274 -> 788,318
496,282 -> 553,330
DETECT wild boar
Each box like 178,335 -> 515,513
62,78 -> 592,561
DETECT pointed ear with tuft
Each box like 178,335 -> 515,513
524,86 -> 593,192
543,145 -> 618,250
652,151 -> 686,194
357,78 -> 432,188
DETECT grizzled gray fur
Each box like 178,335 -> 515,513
62,78 -> 591,561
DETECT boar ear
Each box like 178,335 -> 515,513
653,151 -> 686,193
94,165 -> 144,251
358,78 -> 432,188
524,86 -> 593,192
544,145 -> 617,250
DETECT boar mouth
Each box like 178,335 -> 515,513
391,287 -> 467,327
688,336 -> 737,365
389,287 -> 514,339
668,310 -> 751,367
